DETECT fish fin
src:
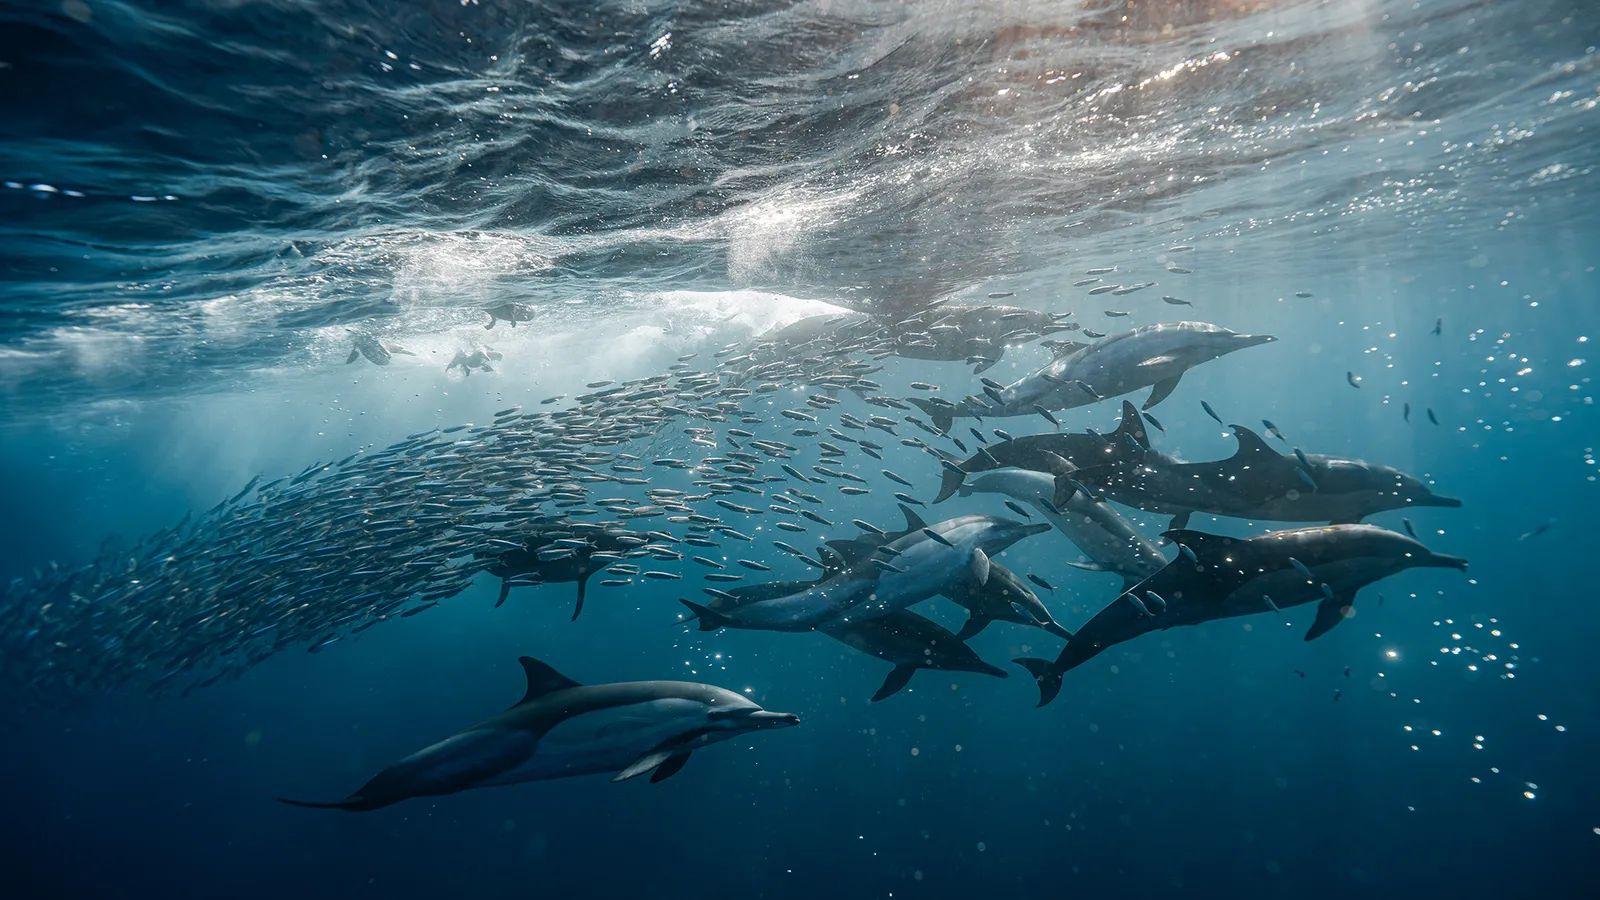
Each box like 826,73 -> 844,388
1304,592 -> 1356,641
1144,373 -> 1182,409
613,750 -> 675,782
649,751 -> 692,783
345,349 -> 360,364
898,503 -> 928,532
678,599 -> 732,631
1111,400 -> 1150,449
516,656 -> 582,705
1013,658 -> 1065,707
969,547 -> 991,586
495,577 -> 512,608
872,665 -> 917,702
954,613 -> 992,641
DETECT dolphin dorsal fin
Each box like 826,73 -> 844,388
1110,401 -> 1149,450
516,656 -> 581,704
1160,529 -> 1237,565
1043,340 -> 1089,358
824,538 -> 881,565
898,504 -> 927,532
1227,425 -> 1279,464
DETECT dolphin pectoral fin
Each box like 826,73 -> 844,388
571,573 -> 590,621
613,750 -> 675,782
345,349 -> 360,364
1304,592 -> 1356,641
649,751 -> 692,783
1167,511 -> 1192,533
495,578 -> 512,608
969,548 -> 991,586
972,358 -> 997,374
954,613 -> 992,641
1144,373 -> 1183,409
872,665 -> 917,702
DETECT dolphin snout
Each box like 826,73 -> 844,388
1240,333 -> 1277,347
1020,522 -> 1053,538
1421,494 -> 1463,509
749,710 -> 801,729
1423,553 -> 1469,571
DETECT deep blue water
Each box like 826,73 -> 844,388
2,1 -> 1598,898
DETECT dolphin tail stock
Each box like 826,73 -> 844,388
1013,657 -> 1065,708
871,664 -> 918,702
278,795 -> 379,812
907,397 -> 955,433
678,599 -> 733,631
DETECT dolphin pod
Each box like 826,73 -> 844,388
281,656 -> 799,810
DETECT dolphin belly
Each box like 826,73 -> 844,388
480,699 -> 713,786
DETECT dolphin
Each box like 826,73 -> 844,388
1015,525 -> 1468,706
701,573 -> 1016,701
679,507 -> 1051,632
478,523 -> 642,619
279,656 -> 799,810
447,346 -> 503,376
955,466 -> 1166,589
346,333 -> 415,366
1081,402 -> 1462,528
929,402 -> 1149,503
825,610 -> 1009,701
908,322 -> 1275,431
485,302 -> 534,329
890,304 -> 1074,373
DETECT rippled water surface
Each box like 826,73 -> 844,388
2,1 -> 1597,898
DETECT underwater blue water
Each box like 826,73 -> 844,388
2,1 -> 1598,897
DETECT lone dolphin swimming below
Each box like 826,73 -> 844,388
279,656 -> 799,810
1016,525 -> 1467,705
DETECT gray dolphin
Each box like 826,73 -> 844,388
679,507 -> 1051,632
909,321 -> 1275,431
891,304 -> 1073,373
1082,402 -> 1462,528
1015,525 -> 1467,705
703,574 -> 1012,702
955,466 -> 1166,589
929,403 -> 1148,503
346,333 -> 415,365
485,302 -> 534,329
279,656 -> 799,810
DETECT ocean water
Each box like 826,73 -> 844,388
2,0 -> 1598,897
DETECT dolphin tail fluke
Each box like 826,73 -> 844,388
871,665 -> 917,702
908,398 -> 954,433
1014,657 -> 1065,707
485,314 -> 496,329
679,599 -> 732,631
